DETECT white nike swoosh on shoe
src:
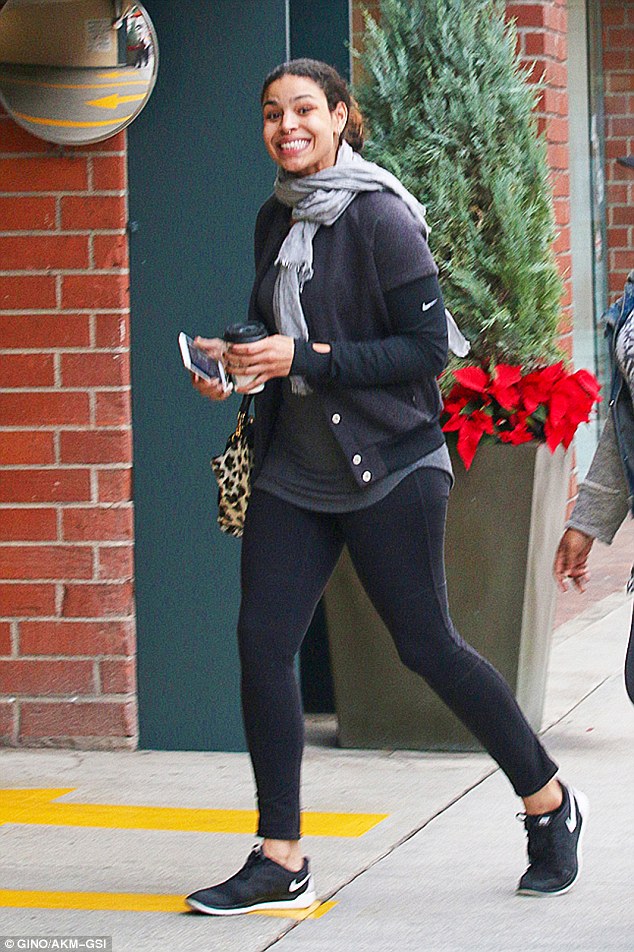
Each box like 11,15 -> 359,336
565,790 -> 577,833
289,873 -> 310,893
421,299 -> 438,311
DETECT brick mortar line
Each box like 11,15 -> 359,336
0,694 -> 136,701
0,499 -> 133,510
0,269 -> 129,276
0,310 -> 129,315
0,150 -> 126,158
2,654 -> 134,660
0,392 -> 131,396
0,191 -> 128,199
1,617 -> 135,624
10,619 -> 18,657
0,615 -> 135,622
0,539 -> 133,546
0,377 -> 130,385
0,580 -> 133,587
0,539 -> 134,545
0,230 -> 127,237
0,386 -> 132,392
0,577 -> 133,583
0,504 -> 132,511
0,350 -> 130,356
520,53 -> 568,63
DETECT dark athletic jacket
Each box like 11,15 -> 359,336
248,191 -> 449,488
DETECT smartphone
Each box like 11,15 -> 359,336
178,332 -> 229,389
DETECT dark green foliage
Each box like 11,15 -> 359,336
355,0 -> 564,370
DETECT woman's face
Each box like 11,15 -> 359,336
262,74 -> 348,177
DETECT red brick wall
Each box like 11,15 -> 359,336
506,0 -> 572,359
602,0 -> 634,301
0,111 -> 137,748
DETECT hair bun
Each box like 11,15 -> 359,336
345,96 -> 365,152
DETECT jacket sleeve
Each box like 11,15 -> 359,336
566,413 -> 630,544
291,273 -> 448,387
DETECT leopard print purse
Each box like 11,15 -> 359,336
210,395 -> 254,538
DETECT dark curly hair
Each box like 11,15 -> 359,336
261,58 -> 364,152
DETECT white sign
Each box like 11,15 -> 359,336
86,18 -> 114,54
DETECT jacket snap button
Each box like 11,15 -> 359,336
331,413 -> 341,424
352,454 -> 362,465
362,471 -> 372,482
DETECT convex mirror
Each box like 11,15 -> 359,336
0,0 -> 158,145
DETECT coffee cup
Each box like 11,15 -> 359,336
224,321 -> 268,393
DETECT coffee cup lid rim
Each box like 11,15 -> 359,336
224,321 -> 268,341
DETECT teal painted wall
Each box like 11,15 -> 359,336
127,1 -> 287,750
290,0 -> 351,79
128,0 -> 351,749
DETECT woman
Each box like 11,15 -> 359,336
555,269 -> 634,704
185,59 -> 586,915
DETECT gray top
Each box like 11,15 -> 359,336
566,309 -> 634,543
255,379 -> 451,512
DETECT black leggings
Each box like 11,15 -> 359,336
238,469 -> 558,840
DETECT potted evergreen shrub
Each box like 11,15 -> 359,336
322,0 -> 600,749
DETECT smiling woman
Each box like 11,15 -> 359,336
262,76 -> 347,176
184,57 -> 586,918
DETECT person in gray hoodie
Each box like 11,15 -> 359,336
555,269 -> 634,703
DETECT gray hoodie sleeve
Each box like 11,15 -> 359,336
566,412 -> 630,544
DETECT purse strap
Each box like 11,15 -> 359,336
233,394 -> 254,441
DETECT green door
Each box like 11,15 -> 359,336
127,1 -> 287,750
128,0 -> 351,750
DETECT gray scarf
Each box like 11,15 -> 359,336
273,140 -> 470,394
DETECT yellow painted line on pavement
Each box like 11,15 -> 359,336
12,112 -> 132,129
0,889 -> 336,919
0,75 -> 148,89
0,789 -> 388,837
86,93 -> 145,109
96,71 -> 138,78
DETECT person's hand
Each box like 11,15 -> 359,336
223,335 -> 295,392
553,527 -> 595,593
191,337 -> 233,402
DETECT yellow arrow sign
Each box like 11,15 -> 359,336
0,788 -> 387,838
86,93 -> 146,109
13,110 -> 132,129
96,71 -> 138,79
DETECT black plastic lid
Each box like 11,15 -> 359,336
224,321 -> 268,343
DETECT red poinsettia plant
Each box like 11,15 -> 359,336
441,362 -> 602,470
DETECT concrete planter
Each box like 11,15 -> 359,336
322,441 -> 570,750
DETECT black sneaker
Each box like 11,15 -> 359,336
517,781 -> 589,896
185,846 -> 316,916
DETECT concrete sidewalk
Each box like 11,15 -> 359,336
0,589 -> 632,951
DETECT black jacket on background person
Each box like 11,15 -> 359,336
248,191 -> 449,487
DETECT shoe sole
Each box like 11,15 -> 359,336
185,889 -> 317,916
516,786 -> 589,897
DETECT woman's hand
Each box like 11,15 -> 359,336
553,528 -> 595,593
223,334 -> 295,392
191,337 -> 233,402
